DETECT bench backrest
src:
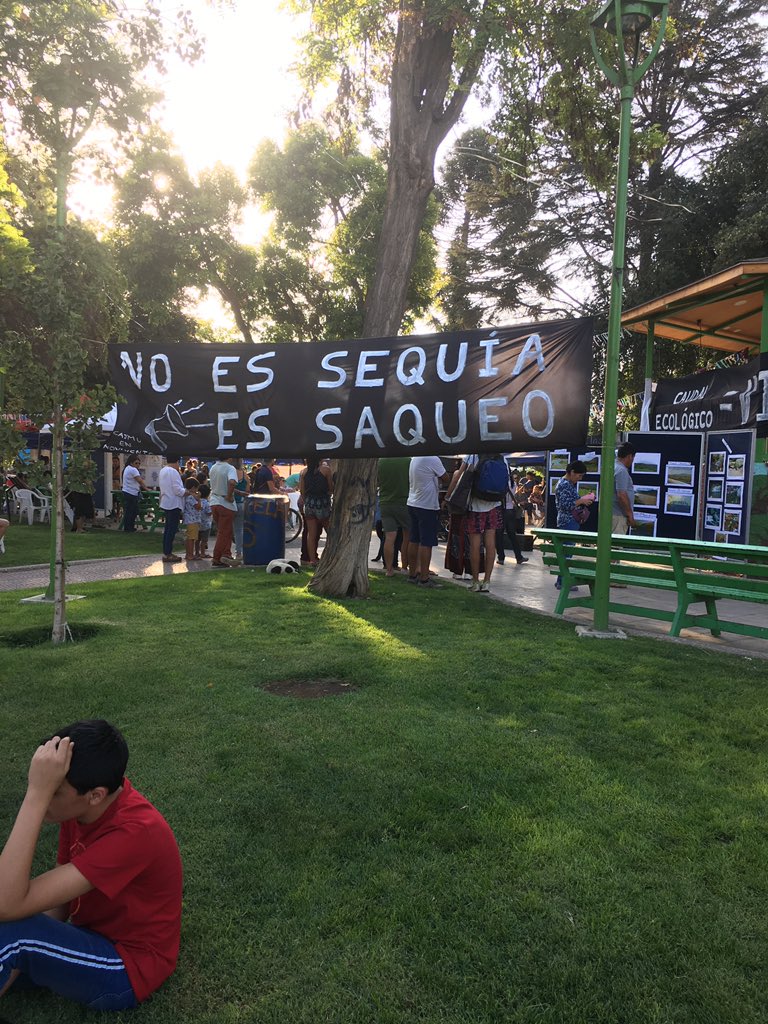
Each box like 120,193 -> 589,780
533,528 -> 768,586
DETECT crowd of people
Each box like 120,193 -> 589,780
6,449 -> 638,599
146,456 -> 334,568
369,454 -> 534,595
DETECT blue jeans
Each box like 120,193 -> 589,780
122,492 -> 139,532
0,914 -> 137,1011
162,507 -> 182,557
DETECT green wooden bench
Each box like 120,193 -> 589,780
532,528 -> 768,641
112,490 -> 164,533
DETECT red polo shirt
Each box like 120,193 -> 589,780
58,779 -> 183,1003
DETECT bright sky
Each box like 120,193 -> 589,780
70,1 -> 307,326
71,2 -> 304,235
67,1 -> 484,328
156,1 -> 305,182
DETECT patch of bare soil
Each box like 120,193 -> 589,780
263,678 -> 358,699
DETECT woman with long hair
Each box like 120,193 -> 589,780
299,457 -> 333,566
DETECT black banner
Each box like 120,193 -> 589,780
649,356 -> 767,436
106,319 -> 593,458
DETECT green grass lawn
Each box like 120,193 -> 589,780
2,572 -> 767,1023
1,521 -> 167,567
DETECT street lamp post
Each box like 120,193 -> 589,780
589,0 -> 669,632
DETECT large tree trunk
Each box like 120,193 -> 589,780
308,174 -> 434,597
309,2 -> 487,597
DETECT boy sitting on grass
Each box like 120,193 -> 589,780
0,720 -> 182,1011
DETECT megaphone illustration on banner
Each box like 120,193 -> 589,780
145,403 -> 191,452
144,400 -> 215,451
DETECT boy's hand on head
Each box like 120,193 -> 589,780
27,737 -> 73,795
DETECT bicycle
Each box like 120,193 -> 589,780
285,506 -> 303,543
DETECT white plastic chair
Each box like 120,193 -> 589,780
15,488 -> 51,525
7,487 -> 20,519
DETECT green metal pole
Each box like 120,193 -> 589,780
593,83 -> 634,631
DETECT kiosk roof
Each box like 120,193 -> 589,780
621,260 -> 768,353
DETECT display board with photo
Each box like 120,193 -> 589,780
548,451 -> 569,473
701,430 -> 753,545
708,451 -> 725,475
723,509 -> 742,535
626,431 -> 703,540
665,489 -> 695,517
577,452 -> 601,476
630,512 -> 657,537
724,481 -> 743,507
632,452 -> 661,475
704,505 -> 722,531
576,480 -> 599,500
706,479 -> 723,501
633,484 -> 660,510
664,462 -> 696,488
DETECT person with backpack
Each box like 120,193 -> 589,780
444,454 -> 507,593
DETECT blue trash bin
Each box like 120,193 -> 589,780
243,495 -> 288,566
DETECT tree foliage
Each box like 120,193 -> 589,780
0,0 -> 198,640
439,127 -> 558,328
249,122 -> 438,341
111,129 -> 254,343
516,0 -> 767,305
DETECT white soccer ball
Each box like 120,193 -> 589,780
266,558 -> 299,575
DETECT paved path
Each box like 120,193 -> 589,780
2,537 -> 766,660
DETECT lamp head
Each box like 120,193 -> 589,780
591,0 -> 668,37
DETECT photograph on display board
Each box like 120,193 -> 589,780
549,451 -> 569,473
727,455 -> 745,480
549,477 -> 559,496
708,451 -> 726,475
665,462 -> 695,488
724,481 -> 744,506
633,452 -> 661,475
578,453 -> 601,475
633,485 -> 660,509
631,513 -> 657,537
577,481 -> 599,500
704,505 -> 722,531
723,509 -> 742,534
714,532 -> 728,544
665,489 -> 695,516
707,479 -> 724,501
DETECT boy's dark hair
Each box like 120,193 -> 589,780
617,442 -> 636,459
199,482 -> 211,499
44,720 -> 128,794
566,460 -> 588,475
184,476 -> 199,491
